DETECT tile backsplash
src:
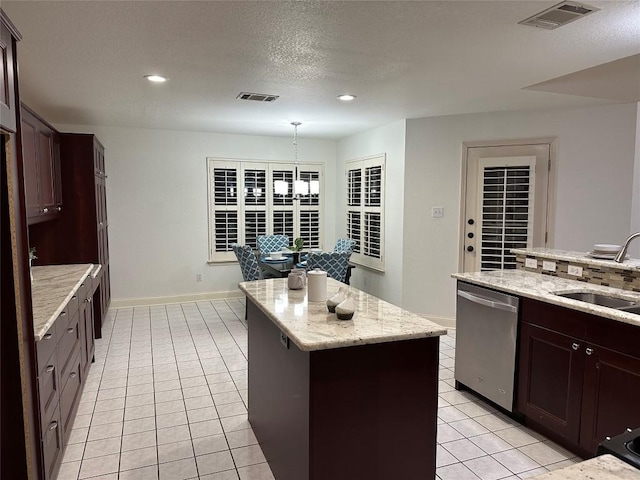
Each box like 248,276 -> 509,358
516,253 -> 640,292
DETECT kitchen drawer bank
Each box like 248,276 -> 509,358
32,264 -> 97,480
453,270 -> 640,459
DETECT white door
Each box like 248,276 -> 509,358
462,142 -> 553,273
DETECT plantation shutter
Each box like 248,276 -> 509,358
477,157 -> 535,271
242,164 -> 268,250
208,159 -> 324,262
346,155 -> 385,271
209,161 -> 240,261
296,165 -> 322,250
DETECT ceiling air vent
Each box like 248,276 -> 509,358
236,92 -> 279,102
518,1 -> 599,30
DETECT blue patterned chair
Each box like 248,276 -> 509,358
334,238 -> 356,254
307,252 -> 351,283
231,243 -> 262,281
257,235 -> 290,254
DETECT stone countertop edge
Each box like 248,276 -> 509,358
452,270 -> 640,328
512,248 -> 640,271
529,455 -> 640,479
90,264 -> 102,279
239,278 -> 447,352
31,264 -> 94,341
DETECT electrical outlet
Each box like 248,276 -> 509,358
542,260 -> 556,272
432,207 -> 444,218
196,273 -> 202,282
280,330 -> 289,349
568,265 -> 583,277
525,258 -> 538,269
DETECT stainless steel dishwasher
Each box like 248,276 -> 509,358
454,282 -> 519,411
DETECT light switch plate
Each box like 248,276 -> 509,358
525,258 -> 538,269
542,260 -> 557,272
568,265 -> 583,277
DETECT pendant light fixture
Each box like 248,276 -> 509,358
291,121 -> 309,197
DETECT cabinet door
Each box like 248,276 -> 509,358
84,296 -> 95,369
580,346 -> 640,455
21,118 -> 41,216
0,20 -> 17,132
517,322 -> 585,444
37,128 -> 56,211
42,407 -> 63,480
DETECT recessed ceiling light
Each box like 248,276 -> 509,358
144,75 -> 167,83
337,94 -> 356,101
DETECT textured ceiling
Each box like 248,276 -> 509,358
3,1 -> 640,139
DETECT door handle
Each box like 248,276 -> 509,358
457,290 -> 518,313
572,343 -> 580,351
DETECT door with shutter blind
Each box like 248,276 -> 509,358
462,142 -> 553,273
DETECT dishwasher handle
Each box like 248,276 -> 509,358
457,290 -> 518,313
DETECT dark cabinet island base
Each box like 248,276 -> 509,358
246,299 -> 439,480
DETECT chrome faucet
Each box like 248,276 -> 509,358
614,232 -> 640,263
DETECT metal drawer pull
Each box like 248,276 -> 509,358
70,372 -> 77,379
46,365 -> 54,373
48,421 -> 58,431
57,206 -> 62,212
60,311 -> 66,316
572,343 -> 580,351
43,207 -> 49,213
586,347 -> 594,355
72,295 -> 77,299
67,328 -> 74,334
43,333 -> 53,340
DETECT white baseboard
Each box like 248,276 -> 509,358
110,290 -> 244,308
422,314 -> 456,330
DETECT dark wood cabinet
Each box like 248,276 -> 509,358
0,13 -> 18,132
20,105 -> 62,223
580,345 -> 640,454
58,134 -> 110,336
517,321 -> 584,444
517,298 -> 640,457
34,272 -> 94,479
29,133 -> 111,337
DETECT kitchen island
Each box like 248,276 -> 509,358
239,278 -> 447,480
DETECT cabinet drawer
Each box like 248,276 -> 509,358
42,406 -> 63,480
36,324 -> 58,373
66,292 -> 80,322
38,356 -> 60,432
58,315 -> 81,390
78,277 -> 91,304
60,353 -> 83,441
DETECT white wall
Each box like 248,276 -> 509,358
403,103 -> 638,320
56,124 -> 337,303
336,120 -> 406,306
630,102 -> 640,258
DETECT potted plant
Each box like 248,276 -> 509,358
290,237 -> 304,264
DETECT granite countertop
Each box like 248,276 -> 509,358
452,270 -> 640,328
513,248 -> 640,271
530,455 -> 640,479
31,264 -> 94,341
90,264 -> 102,279
239,278 -> 447,351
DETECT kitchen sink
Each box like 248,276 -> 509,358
618,305 -> 640,315
555,292 -> 639,309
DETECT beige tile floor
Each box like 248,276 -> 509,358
57,299 -> 581,480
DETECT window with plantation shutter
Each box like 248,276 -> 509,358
208,158 -> 323,262
345,155 -> 385,271
477,158 -> 535,271
273,210 -> 294,239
